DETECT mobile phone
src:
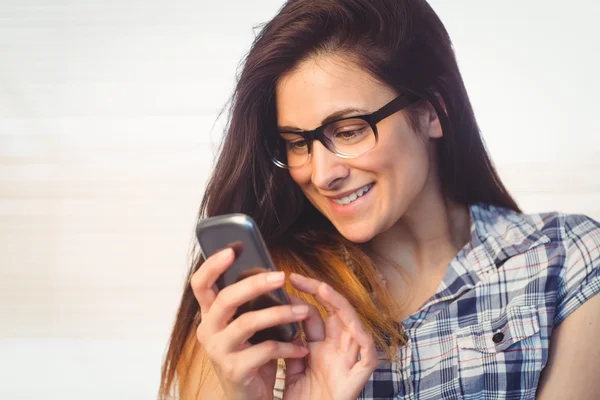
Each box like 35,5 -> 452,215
195,213 -> 300,344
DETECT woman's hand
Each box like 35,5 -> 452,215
191,248 -> 310,400
283,273 -> 379,400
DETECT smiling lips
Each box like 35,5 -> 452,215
331,183 -> 374,205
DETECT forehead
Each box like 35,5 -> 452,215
275,55 -> 395,130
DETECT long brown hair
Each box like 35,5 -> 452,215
159,0 -> 519,397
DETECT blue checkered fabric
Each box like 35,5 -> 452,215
275,203 -> 600,399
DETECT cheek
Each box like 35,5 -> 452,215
289,168 -> 322,210
288,168 -> 316,203
289,168 -> 309,186
369,123 -> 431,188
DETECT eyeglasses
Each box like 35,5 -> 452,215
271,92 -> 420,169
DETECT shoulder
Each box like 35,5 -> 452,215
474,202 -> 600,254
524,213 -> 600,399
472,203 -> 600,308
493,205 -> 600,325
529,210 -> 600,247
524,210 -> 600,274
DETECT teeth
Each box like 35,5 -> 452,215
333,184 -> 373,205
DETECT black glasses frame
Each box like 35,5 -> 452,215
272,92 -> 421,168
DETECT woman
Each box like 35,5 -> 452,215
160,0 -> 600,399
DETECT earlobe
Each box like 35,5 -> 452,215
430,108 -> 438,120
428,95 -> 446,139
428,103 -> 444,139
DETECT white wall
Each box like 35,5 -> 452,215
0,0 -> 598,398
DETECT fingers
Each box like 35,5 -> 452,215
347,334 -> 361,362
315,278 -> 363,329
223,304 -> 310,348
190,248 -> 234,314
288,294 -> 326,343
230,340 -> 308,380
289,273 -> 353,339
288,273 -> 350,318
283,336 -> 308,378
208,270 -> 287,327
301,301 -> 326,343
348,320 -> 379,380
288,273 -> 329,306
289,273 -> 378,376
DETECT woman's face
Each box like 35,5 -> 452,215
275,55 -> 441,243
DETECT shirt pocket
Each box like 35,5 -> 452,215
456,305 -> 543,399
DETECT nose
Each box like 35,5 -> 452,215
310,141 -> 349,190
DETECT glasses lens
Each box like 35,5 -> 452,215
272,133 -> 309,168
324,118 -> 376,157
272,119 -> 376,168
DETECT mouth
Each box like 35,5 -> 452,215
331,183 -> 374,205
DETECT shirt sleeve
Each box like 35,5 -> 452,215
554,214 -> 600,325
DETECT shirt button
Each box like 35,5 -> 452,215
492,332 -> 505,344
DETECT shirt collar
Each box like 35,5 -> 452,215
468,202 -> 550,276
406,203 -> 551,320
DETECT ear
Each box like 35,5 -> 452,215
425,94 -> 447,140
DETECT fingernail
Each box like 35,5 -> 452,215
320,283 -> 332,295
218,248 -> 232,261
266,271 -> 285,283
292,305 -> 309,315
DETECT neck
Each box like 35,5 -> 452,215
365,173 -> 471,319
368,195 -> 470,275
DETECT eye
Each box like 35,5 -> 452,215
280,133 -> 308,152
288,139 -> 307,149
335,128 -> 367,139
330,121 -> 371,143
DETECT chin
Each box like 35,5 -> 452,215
335,221 -> 379,244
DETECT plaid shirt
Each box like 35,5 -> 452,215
274,203 -> 600,399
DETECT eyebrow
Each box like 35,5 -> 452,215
278,107 -> 370,132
